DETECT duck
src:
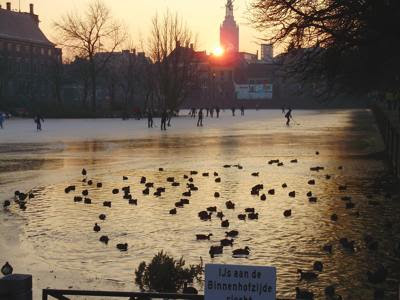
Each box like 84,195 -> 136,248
82,190 -> 89,196
112,189 -> 119,194
238,214 -> 246,220
220,238 -> 234,247
87,180 -> 93,185
331,214 -> 338,221
289,191 -> 296,198
223,165 -> 231,168
96,182 -> 102,188
221,220 -> 230,228
209,245 -> 223,258
232,246 -> 250,256
216,211 -> 224,220
202,173 -> 209,177
190,170 -> 198,175
3,200 -> 11,208
323,244 -> 333,254
214,192 -> 220,198
159,168 -> 164,171
214,172 -> 219,176
142,188 -> 150,195
84,198 -> 92,204
306,191 -> 312,197
129,199 -> 138,205
74,196 -> 83,202
172,182 -> 180,187
145,182 -> 154,188
248,212 -> 259,220
308,197 -> 317,203
325,175 -> 331,180
116,243 -> 128,251
140,176 -> 146,184
215,177 -> 221,183
295,287 -> 314,299
277,162 -> 284,166
183,174 -> 189,179
169,208 -> 177,215
198,211 -> 211,221
244,208 -> 255,213
339,238 -> 355,252
225,201 -> 235,209
175,201 -> 184,208
182,191 -> 191,197
260,194 -> 266,201
99,214 -> 106,220
284,209 -> 292,217
313,261 -> 323,272
99,235 -> 109,244
1,262 -> 13,276
103,201 -> 112,208
64,185 -> 76,193
207,206 -> 217,212
291,159 -> 298,163
226,230 -> 239,238
181,199 -> 189,205
297,269 -> 318,280
93,223 -> 101,232
196,233 -> 213,240
308,179 -> 316,185
268,189 -> 275,195
82,168 -> 87,176
316,151 -> 320,155
251,172 -> 259,177
282,183 -> 287,188
122,186 -> 130,193
166,177 -> 175,182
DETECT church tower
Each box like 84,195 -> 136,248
220,0 -> 239,53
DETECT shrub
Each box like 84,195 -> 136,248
135,251 -> 203,293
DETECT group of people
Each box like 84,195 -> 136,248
0,113 -> 44,131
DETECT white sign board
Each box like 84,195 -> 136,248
205,264 -> 276,300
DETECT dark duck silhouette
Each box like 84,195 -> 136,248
196,233 -> 213,240
232,246 -> 250,256
1,262 -> 13,276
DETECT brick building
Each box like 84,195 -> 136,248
0,2 -> 62,111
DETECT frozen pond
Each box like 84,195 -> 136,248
0,109 -> 399,299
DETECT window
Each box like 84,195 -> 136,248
48,49 -> 52,56
41,48 -> 45,55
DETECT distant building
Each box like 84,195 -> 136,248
261,44 -> 273,63
0,2 -> 62,109
220,0 -> 239,53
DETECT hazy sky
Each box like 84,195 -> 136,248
6,0 -> 266,55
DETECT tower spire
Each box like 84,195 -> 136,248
226,0 -> 234,19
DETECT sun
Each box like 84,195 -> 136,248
213,46 -> 224,57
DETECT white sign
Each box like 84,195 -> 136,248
235,84 -> 273,100
205,264 -> 276,300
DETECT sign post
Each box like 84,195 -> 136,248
205,264 -> 276,300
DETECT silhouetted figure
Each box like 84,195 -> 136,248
285,108 -> 293,126
147,110 -> 153,128
167,110 -> 172,127
210,107 -> 214,118
282,106 -> 286,113
206,108 -> 209,117
34,114 -> 44,131
161,110 -> 167,131
231,107 -> 235,116
191,108 -> 196,118
216,107 -> 220,118
197,109 -> 203,127
240,105 -> 245,116
0,113 -> 4,129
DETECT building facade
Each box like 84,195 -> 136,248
0,2 -> 62,111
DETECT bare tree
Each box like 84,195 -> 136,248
148,11 -> 199,116
54,0 -> 126,112
249,0 -> 400,97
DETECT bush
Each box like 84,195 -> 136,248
135,251 -> 203,293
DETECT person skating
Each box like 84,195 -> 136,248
0,112 -> 4,129
240,105 -> 245,116
34,114 -> 44,131
216,106 -> 220,118
231,107 -> 235,116
197,109 -> 203,127
147,109 -> 153,128
160,110 -> 167,131
285,108 -> 293,126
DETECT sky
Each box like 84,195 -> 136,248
6,0 -> 267,55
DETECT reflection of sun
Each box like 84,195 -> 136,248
213,46 -> 224,56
